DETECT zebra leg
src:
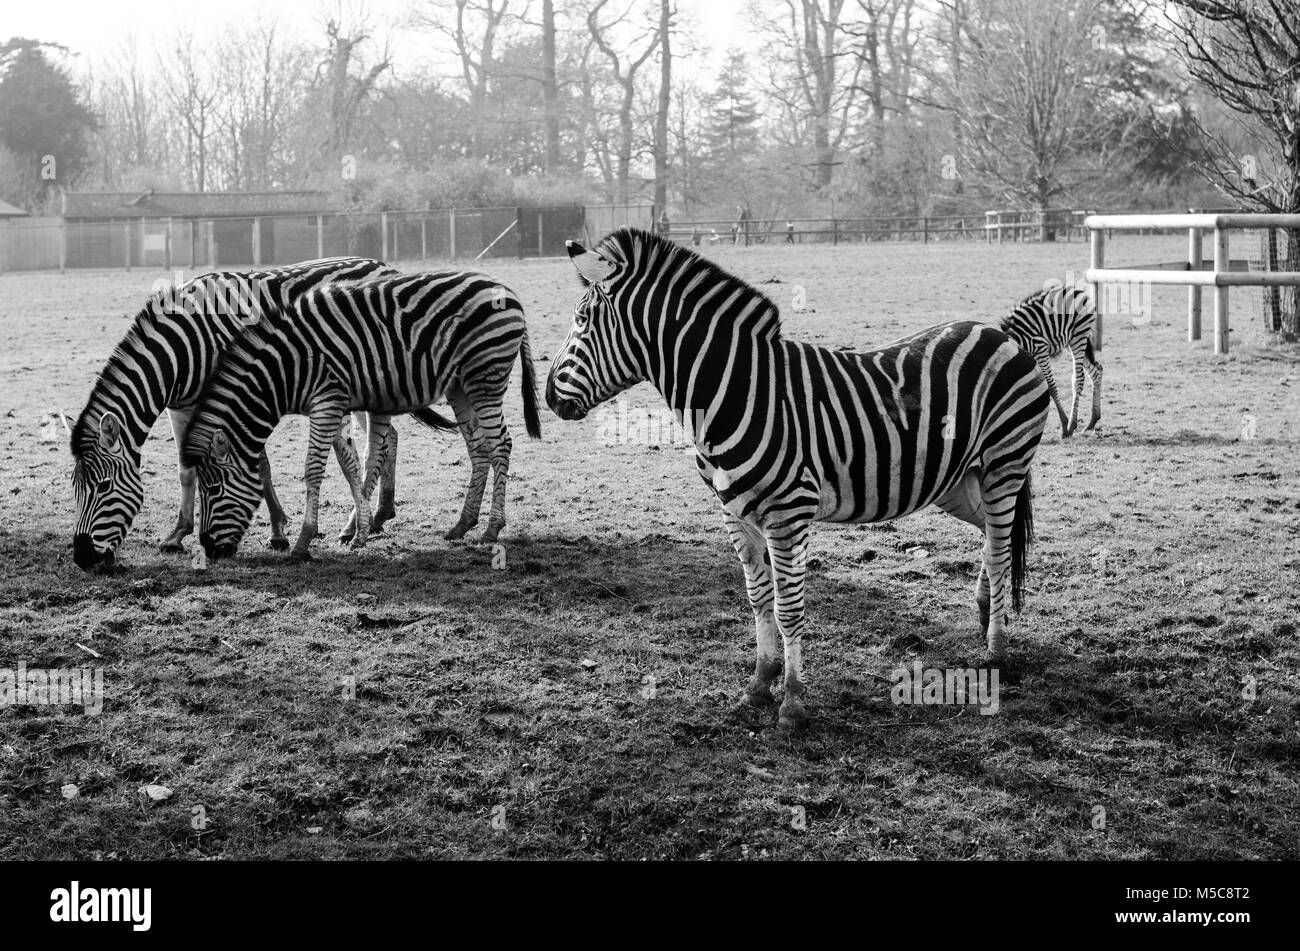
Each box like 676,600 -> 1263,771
290,407 -> 356,560
444,388 -> 493,540
765,517 -> 814,731
935,469 -> 991,637
721,509 -> 781,706
978,471 -> 1030,663
1066,348 -> 1087,436
467,388 -> 513,543
258,452 -> 291,551
373,422 -> 399,534
160,408 -> 196,553
1084,344 -> 1103,431
338,413 -> 365,543
1036,356 -> 1071,438
332,416 -> 372,551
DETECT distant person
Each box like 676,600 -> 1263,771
659,210 -> 670,236
736,205 -> 751,245
786,220 -> 795,244
691,225 -> 701,247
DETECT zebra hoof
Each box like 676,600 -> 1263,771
288,549 -> 313,563
479,525 -> 504,544
268,536 -> 290,552
777,698 -> 808,731
373,508 -> 395,534
444,523 -> 473,540
744,688 -> 776,707
1085,419 -> 1100,432
337,531 -> 355,544
159,540 -> 186,555
349,536 -> 369,551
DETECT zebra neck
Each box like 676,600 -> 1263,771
78,335 -> 177,458
652,313 -> 779,456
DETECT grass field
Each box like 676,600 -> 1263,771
2,235 -> 1298,859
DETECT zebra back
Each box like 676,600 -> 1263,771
998,284 -> 1096,359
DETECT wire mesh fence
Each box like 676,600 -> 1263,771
0,204 -> 590,273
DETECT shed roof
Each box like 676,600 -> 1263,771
62,190 -> 339,219
0,198 -> 28,218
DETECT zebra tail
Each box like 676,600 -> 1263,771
410,407 -> 460,432
1010,471 -> 1035,614
519,328 -> 543,439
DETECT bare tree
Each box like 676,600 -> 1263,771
1167,0 -> 1300,334
941,0 -> 1121,230
316,17 -> 392,167
159,32 -> 217,190
586,0 -> 660,201
542,0 -> 561,172
757,0 -> 864,191
652,0 -> 674,211
413,0 -> 519,159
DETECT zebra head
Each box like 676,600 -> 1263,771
546,238 -> 646,421
188,428 -> 262,560
71,411 -> 142,572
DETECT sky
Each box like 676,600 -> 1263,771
5,0 -> 757,83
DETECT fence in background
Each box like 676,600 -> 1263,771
672,213 -> 992,246
0,204 -> 588,273
1085,212 -> 1300,355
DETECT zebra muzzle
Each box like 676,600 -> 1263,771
72,534 -> 114,573
199,532 -> 238,561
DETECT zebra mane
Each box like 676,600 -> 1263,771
595,228 -> 782,339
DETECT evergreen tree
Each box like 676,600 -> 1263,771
0,41 -> 97,205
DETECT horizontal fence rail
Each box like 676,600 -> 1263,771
1085,213 -> 1300,354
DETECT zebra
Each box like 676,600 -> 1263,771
70,257 -> 405,572
180,269 -> 542,562
999,283 -> 1102,437
545,229 -> 1050,731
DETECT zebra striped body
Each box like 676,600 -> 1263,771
999,284 -> 1102,436
546,229 -> 1049,729
181,270 -> 542,561
70,256 -> 398,571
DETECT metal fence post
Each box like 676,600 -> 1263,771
381,212 -> 389,261
124,220 -> 131,271
449,209 -> 457,259
317,215 -> 324,258
251,217 -> 261,266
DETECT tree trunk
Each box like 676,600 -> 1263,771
542,0 -> 560,174
653,0 -> 671,211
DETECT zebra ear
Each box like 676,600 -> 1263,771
567,241 -> 615,285
210,429 -> 231,461
97,412 -> 122,450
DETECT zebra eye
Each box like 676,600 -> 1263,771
96,479 -> 112,493
574,310 -> 589,330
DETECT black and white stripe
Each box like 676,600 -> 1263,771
999,284 -> 1102,436
70,256 -> 398,571
546,229 -> 1050,729
181,270 -> 542,561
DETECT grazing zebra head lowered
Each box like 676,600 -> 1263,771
69,256 -> 396,571
547,228 -> 1050,731
183,270 -> 540,561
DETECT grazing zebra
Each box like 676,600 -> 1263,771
999,283 -> 1102,437
546,229 -> 1050,730
70,257 -> 401,572
180,270 -> 542,562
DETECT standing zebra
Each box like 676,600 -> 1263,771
71,257 -> 401,572
999,283 -> 1102,437
181,270 -> 542,561
546,229 -> 1050,730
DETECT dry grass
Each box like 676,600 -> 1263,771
1,236 -> 1297,859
